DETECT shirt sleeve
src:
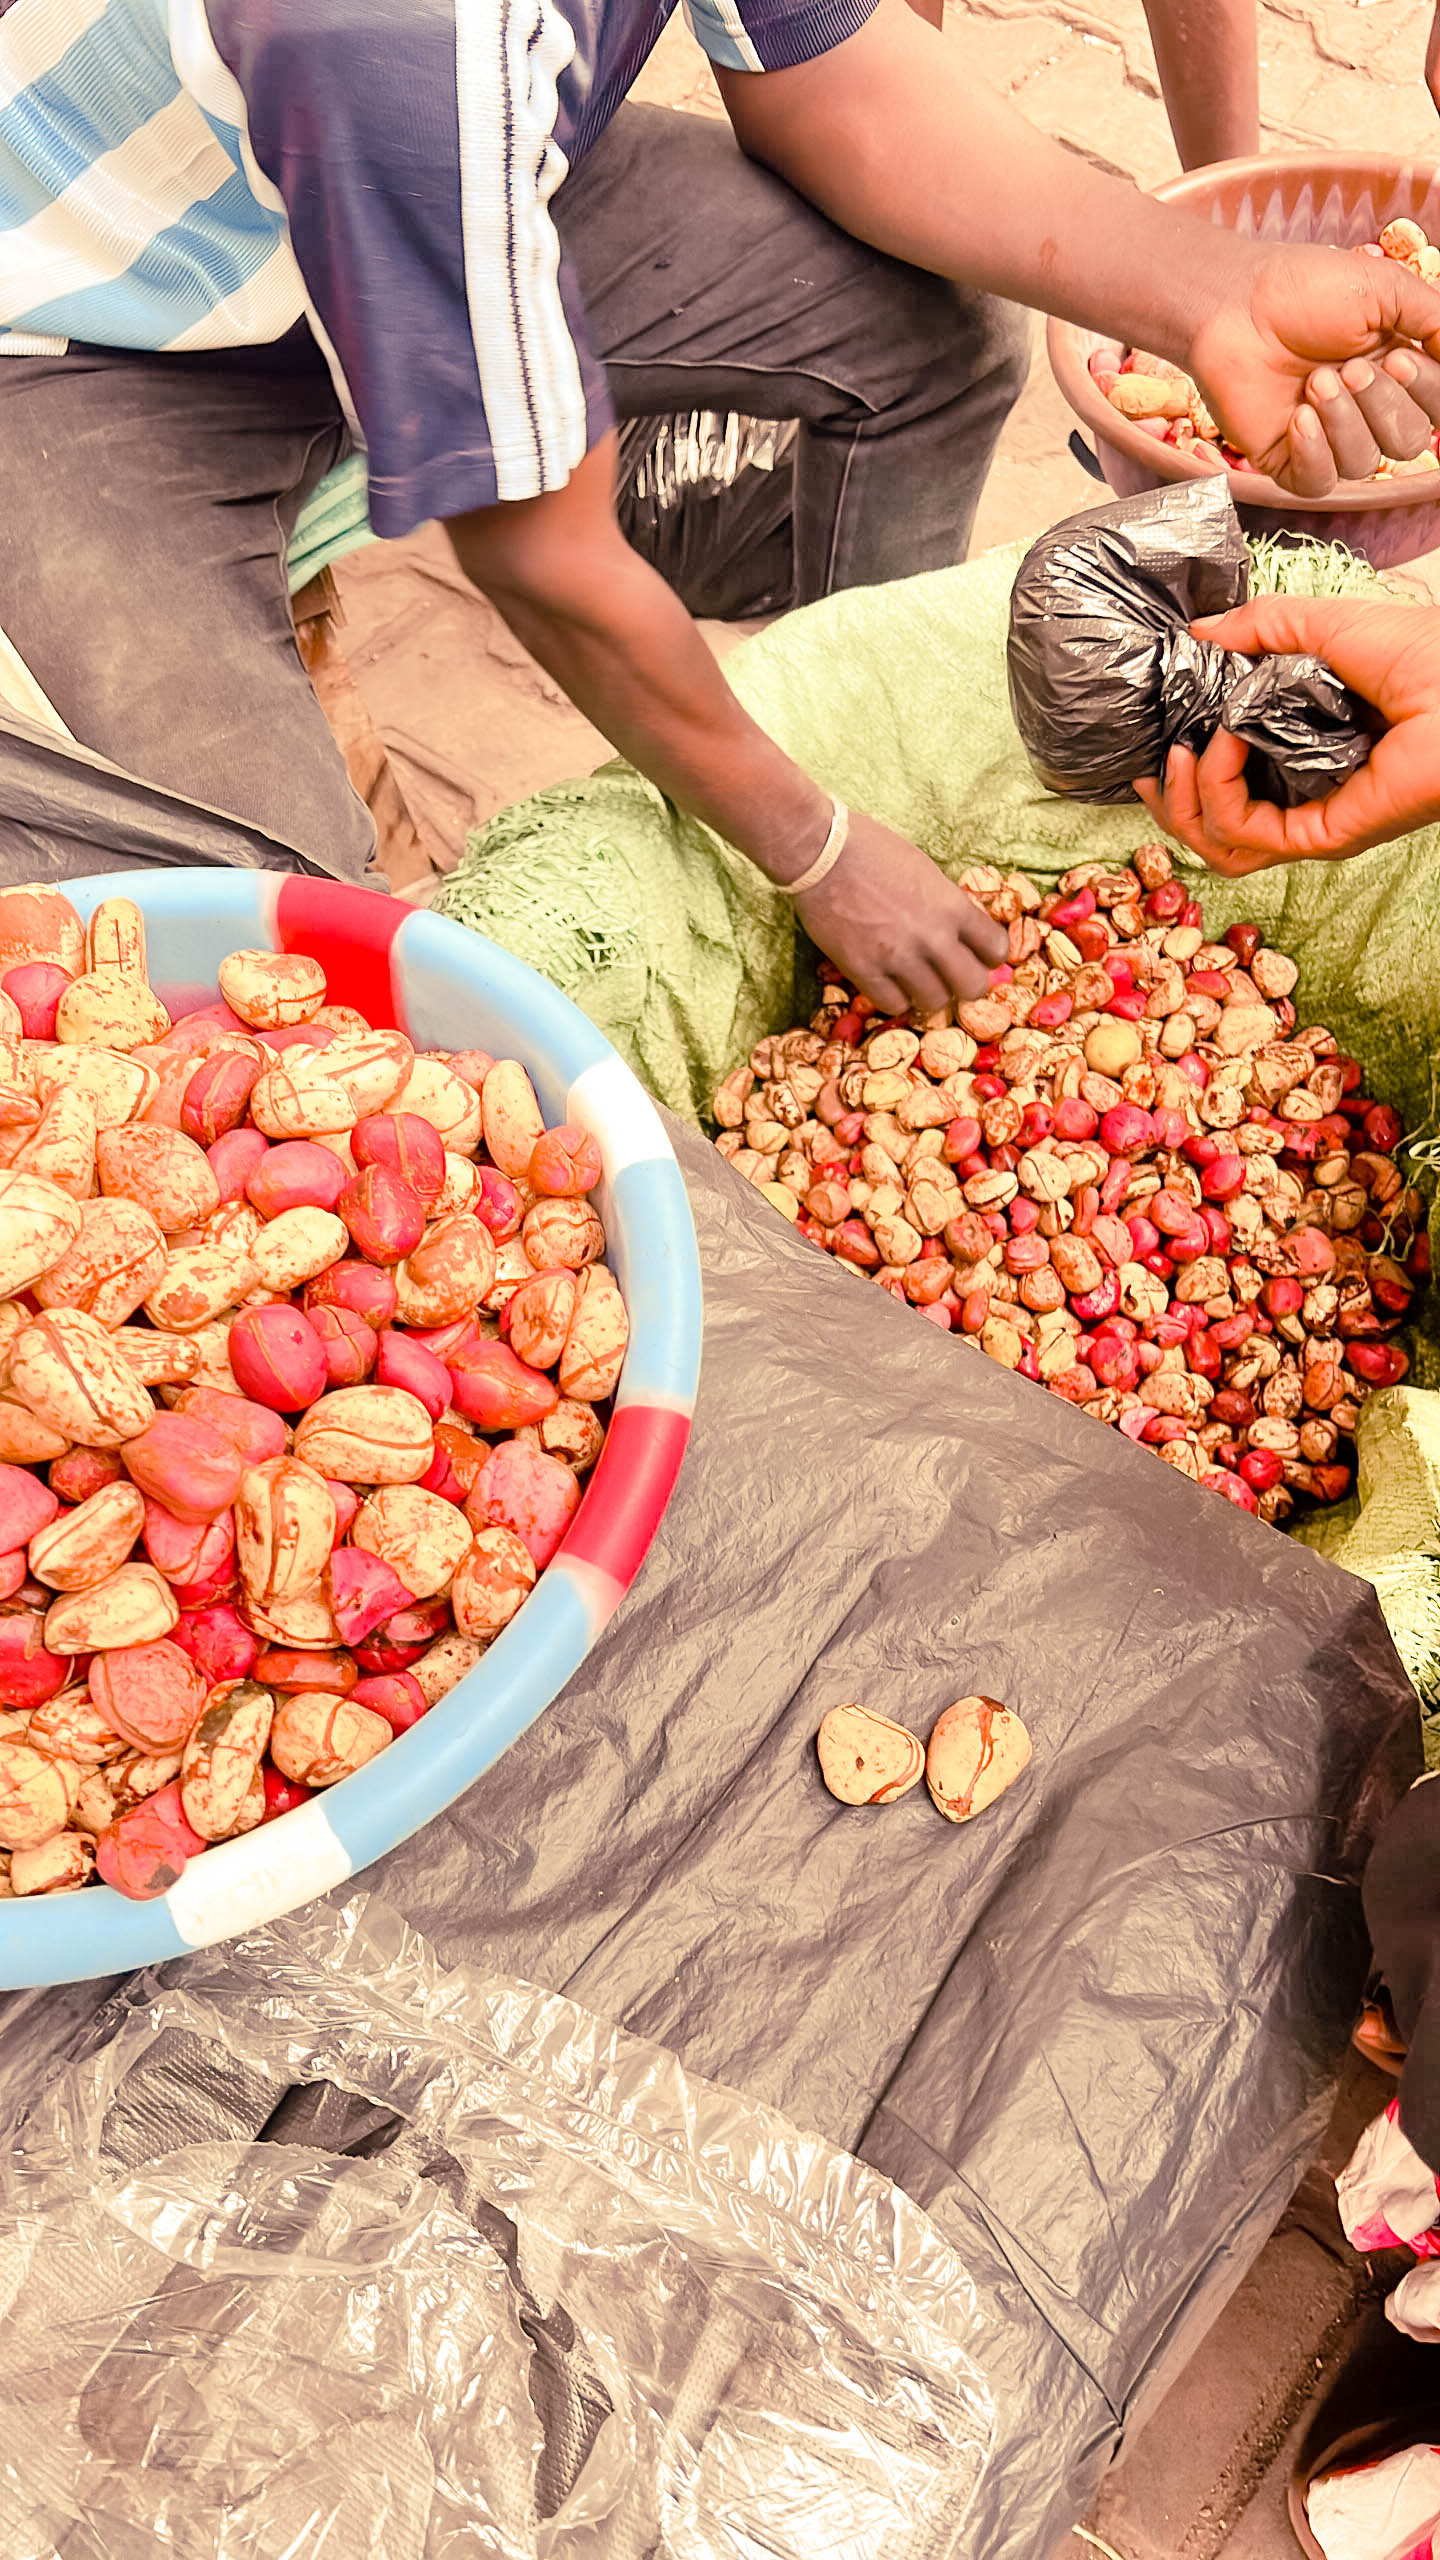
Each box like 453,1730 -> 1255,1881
206,0 -> 613,538
681,0 -> 880,73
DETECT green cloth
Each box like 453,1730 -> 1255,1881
433,531 -> 1440,1728
287,456 -> 376,596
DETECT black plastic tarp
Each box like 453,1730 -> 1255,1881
0,720 -> 1419,2557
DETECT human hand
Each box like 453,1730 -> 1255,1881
792,812 -> 1009,1011
1134,594 -> 1440,872
1187,245 -> 1440,493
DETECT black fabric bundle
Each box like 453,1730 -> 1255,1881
1365,1777 -> 1440,2173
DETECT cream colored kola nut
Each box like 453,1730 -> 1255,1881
218,948 -> 327,1029
387,1056 -> 482,1155
0,884 -> 85,978
0,1402 -> 68,1463
924,1697 -> 1033,1823
11,1831 -> 95,1894
0,1743 -> 70,1851
248,1064 -> 355,1141
143,1240 -> 258,1333
392,1213 -> 497,1328
28,1480 -> 146,1592
8,1308 -> 155,1446
0,1167 -> 83,1292
181,1678 -> 274,1840
249,1206 -> 348,1292
244,1587 -> 342,1650
27,1042 -> 157,1129
85,896 -> 148,978
316,1030 -> 414,1115
411,1630 -> 486,1704
352,1485 -> 472,1600
55,968 -> 169,1052
108,1749 -> 183,1811
72,1770 -> 117,1836
816,1704 -> 925,1805
451,1525 -> 536,1638
481,1059 -> 546,1179
270,1690 -> 391,1787
235,1458 -> 337,1608
10,1085 -> 100,1199
435,1153 -> 481,1216
34,1196 -> 169,1326
44,1563 -> 179,1654
558,1264 -> 629,1402
293,1385 -> 435,1484
28,1686 -> 126,1766
96,1124 -> 220,1235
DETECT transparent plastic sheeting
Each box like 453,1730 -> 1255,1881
0,1893 -> 993,2560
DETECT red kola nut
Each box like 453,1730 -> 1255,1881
1106,990 -> 1149,1023
1225,922 -> 1262,965
326,1547 -> 415,1646
208,1126 -> 271,1204
448,1340 -> 559,1433
373,1328 -> 451,1422
1261,1275 -> 1304,1319
1284,1229 -> 1336,1280
1364,1102 -> 1403,1152
171,1605 -> 260,1687
49,1448 -> 124,1504
1348,1342 -> 1410,1387
1052,1098 -> 1099,1143
3,961 -> 71,1040
0,1613 -> 70,1709
443,1048 -> 494,1093
123,1416 -> 245,1525
0,1463 -> 59,1555
943,1115 -> 983,1165
1098,1104 -> 1153,1157
246,1139 -> 346,1220
310,1301 -> 378,1389
174,1387 -> 287,1466
1239,1448 -> 1284,1494
1126,1215 -> 1160,1260
351,1112 -> 446,1207
528,1123 -> 604,1198
350,1671 -> 428,1733
0,1555 -> 26,1601
142,1498 -> 235,1588
339,1164 -> 426,1265
473,1166 -> 523,1241
421,1449 -> 467,1505
1090,1335 -> 1139,1391
261,1765 -> 314,1821
89,1638 -> 204,1749
1200,1154 -> 1245,1202
1071,1272 -> 1121,1325
96,1780 -> 206,1899
353,1594 -> 452,1673
326,1481 -> 362,1540
1205,1471 -> 1259,1513
180,1050 -> 263,1147
466,1440 -> 581,1570
303,1258 -> 398,1330
1187,1330 -> 1222,1380
254,1646 -> 357,1694
229,1303 -> 329,1412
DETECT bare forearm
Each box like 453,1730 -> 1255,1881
1141,0 -> 1259,169
448,515 -> 829,883
719,0 -> 1262,367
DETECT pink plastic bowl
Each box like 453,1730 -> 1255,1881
1048,151 -> 1440,569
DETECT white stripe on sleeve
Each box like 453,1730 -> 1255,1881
502,0 -> 584,485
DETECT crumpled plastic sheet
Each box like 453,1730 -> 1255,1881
0,1117 -> 1422,2560
0,1892 -> 994,2560
616,413 -> 797,621
1007,478 -> 1373,807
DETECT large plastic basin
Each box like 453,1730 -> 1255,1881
1048,151 -> 1440,568
0,872 -> 702,1988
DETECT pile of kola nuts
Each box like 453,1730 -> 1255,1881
1093,217 -> 1440,482
0,886 -> 627,1902
711,845 -> 1425,1523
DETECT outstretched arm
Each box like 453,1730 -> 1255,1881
1140,0 -> 1260,170
717,0 -> 1440,494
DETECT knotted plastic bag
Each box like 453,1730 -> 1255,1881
1006,478 -> 1372,808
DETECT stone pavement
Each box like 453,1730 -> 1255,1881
331,13 -> 1440,2554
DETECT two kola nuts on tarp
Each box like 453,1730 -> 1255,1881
817,1696 -> 1033,1821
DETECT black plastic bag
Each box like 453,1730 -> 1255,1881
617,412 -> 796,620
1006,478 -> 1373,807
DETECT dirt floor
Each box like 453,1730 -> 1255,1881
323,8 -> 1440,2550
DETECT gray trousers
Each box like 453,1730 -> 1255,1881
0,103 -> 1028,879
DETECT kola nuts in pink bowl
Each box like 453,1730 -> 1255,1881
0,873 -> 700,1988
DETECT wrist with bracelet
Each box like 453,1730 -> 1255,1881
775,795 -> 849,898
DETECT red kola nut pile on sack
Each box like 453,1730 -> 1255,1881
712,846 -> 1425,1522
0,887 -> 627,1901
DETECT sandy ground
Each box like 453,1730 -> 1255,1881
324,8 -> 1440,2549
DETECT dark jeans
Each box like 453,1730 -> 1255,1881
0,103 -> 1028,876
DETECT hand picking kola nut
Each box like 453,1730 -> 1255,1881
0,886 -> 626,1899
816,1704 -> 925,1804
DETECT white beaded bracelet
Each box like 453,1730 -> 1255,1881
776,797 -> 849,898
